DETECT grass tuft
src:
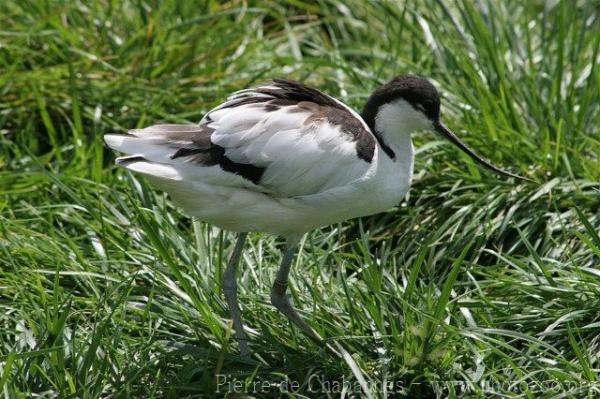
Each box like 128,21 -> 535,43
1,0 -> 599,397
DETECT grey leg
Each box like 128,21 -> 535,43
221,232 -> 250,356
270,237 -> 324,342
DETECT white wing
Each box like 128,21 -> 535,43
104,79 -> 377,198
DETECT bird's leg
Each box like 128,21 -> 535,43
221,232 -> 250,356
270,237 -> 324,343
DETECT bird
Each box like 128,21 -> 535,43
104,75 -> 527,356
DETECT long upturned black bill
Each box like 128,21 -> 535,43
435,123 -> 531,182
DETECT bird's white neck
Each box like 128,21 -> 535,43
373,99 -> 430,164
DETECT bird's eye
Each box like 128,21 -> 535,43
414,103 -> 426,112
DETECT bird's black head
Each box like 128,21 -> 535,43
361,75 -> 441,131
361,74 -> 530,181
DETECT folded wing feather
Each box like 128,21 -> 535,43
104,80 -> 375,198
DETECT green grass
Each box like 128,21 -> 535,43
1,0 -> 599,397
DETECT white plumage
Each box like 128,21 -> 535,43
104,80 -> 413,237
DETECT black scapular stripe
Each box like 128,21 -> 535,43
169,125 -> 265,184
